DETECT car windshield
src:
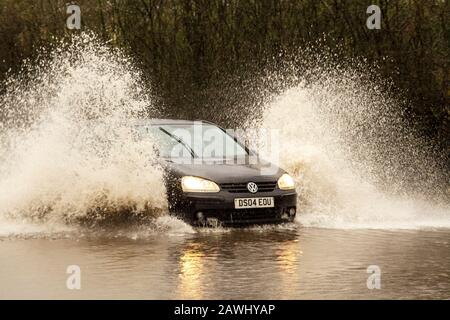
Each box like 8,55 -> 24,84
135,123 -> 249,159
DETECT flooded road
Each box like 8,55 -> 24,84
1,224 -> 449,299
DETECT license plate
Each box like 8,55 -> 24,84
234,197 -> 274,209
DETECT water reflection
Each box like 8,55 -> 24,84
275,239 -> 303,299
177,243 -> 207,299
1,227 -> 449,299
173,226 -> 301,299
276,239 -> 302,273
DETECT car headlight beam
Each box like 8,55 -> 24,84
181,176 -> 220,193
277,173 -> 295,190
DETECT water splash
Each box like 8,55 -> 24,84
0,34 -> 170,236
1,34 -> 448,236
259,69 -> 450,229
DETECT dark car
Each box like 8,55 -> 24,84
135,119 -> 297,227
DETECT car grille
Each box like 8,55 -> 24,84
203,208 -> 281,225
220,181 -> 277,193
229,208 -> 279,221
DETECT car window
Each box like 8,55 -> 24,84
136,123 -> 248,159
134,125 -> 194,158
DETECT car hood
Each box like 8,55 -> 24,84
162,158 -> 285,183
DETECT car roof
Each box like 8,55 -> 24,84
132,118 -> 215,126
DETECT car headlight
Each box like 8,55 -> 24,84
277,173 -> 295,190
181,176 -> 220,193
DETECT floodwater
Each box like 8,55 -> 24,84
1,224 -> 449,299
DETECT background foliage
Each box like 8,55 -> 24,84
0,0 -> 448,150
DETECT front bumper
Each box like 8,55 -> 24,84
172,190 -> 297,226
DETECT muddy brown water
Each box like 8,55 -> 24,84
1,224 -> 449,299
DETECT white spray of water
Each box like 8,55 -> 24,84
1,34 -> 448,236
0,34 -> 174,237
261,78 -> 450,229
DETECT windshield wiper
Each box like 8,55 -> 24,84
158,127 -> 197,158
